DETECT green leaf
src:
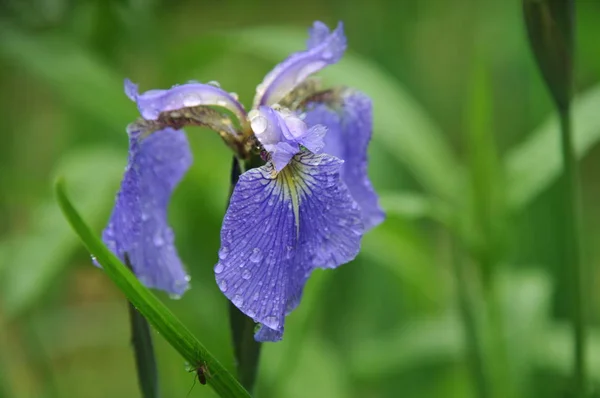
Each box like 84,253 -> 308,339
224,26 -> 460,200
0,147 -> 125,317
506,84 -> 600,210
54,178 -> 251,398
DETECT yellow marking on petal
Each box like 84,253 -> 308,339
278,160 -> 309,240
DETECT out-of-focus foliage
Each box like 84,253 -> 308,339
1,0 -> 600,397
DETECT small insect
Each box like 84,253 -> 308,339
196,362 -> 211,385
186,361 -> 212,397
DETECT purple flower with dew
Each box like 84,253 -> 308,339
102,126 -> 192,296
101,20 -> 383,341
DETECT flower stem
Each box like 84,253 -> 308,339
559,108 -> 586,396
450,236 -> 489,398
125,254 -> 160,398
226,156 -> 261,392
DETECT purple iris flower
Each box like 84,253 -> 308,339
102,21 -> 384,341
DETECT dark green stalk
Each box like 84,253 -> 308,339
125,254 -> 159,398
450,236 -> 489,398
522,1 -> 583,394
559,108 -> 586,396
226,156 -> 261,392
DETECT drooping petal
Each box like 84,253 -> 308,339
303,90 -> 385,230
214,152 -> 363,341
125,79 -> 247,123
253,21 -> 347,108
102,126 -> 192,295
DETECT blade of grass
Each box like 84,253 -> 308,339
54,178 -> 250,398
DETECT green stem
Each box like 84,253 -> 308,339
559,108 -> 586,396
227,156 -> 261,392
125,254 -> 160,398
451,236 -> 489,398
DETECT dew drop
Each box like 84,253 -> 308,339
229,92 -> 239,101
153,234 -> 165,246
249,248 -> 263,263
218,280 -> 228,292
214,263 -> 224,274
242,269 -> 252,280
285,245 -> 294,259
322,49 -> 334,60
264,316 -> 278,329
232,295 -> 244,306
169,293 -> 182,300
218,246 -> 230,260
216,100 -> 228,107
252,292 -> 260,301
247,309 -> 256,317
207,80 -> 221,88
182,93 -> 201,107
250,115 -> 268,135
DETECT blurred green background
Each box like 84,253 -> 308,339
1,0 -> 600,397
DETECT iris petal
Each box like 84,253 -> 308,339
215,152 -> 363,341
304,90 -> 385,230
253,21 -> 346,108
125,79 -> 247,123
102,126 -> 192,295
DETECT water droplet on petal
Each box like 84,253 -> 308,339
247,309 -> 256,318
214,263 -> 224,274
232,295 -> 244,307
169,293 -> 182,300
218,280 -> 228,292
252,292 -> 260,301
182,93 -> 201,107
218,246 -> 230,260
285,246 -> 294,259
249,248 -> 263,263
224,230 -> 233,244
242,269 -> 251,280
153,234 -> 165,246
250,114 -> 268,135
322,49 -> 333,60
264,316 -> 278,329
229,92 -> 239,101
207,80 -> 221,88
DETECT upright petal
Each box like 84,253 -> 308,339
253,21 -> 346,108
102,126 -> 192,295
249,106 -> 327,171
125,79 -> 247,124
303,90 -> 385,230
215,152 -> 363,341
